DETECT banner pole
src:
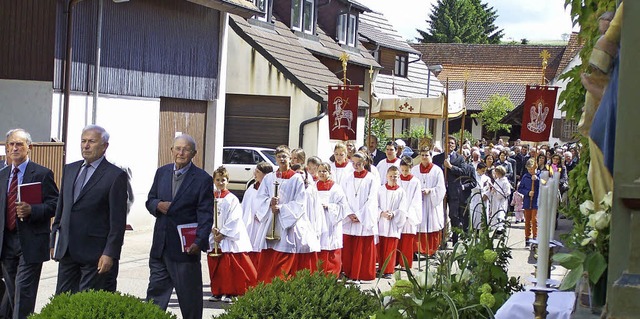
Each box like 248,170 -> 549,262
441,78 -> 450,249
368,65 -> 373,146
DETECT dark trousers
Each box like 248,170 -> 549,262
55,253 -> 113,294
146,253 -> 203,319
448,197 -> 461,244
1,231 -> 43,319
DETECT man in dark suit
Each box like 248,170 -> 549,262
145,134 -> 213,319
433,137 -> 476,244
367,135 -> 386,165
51,125 -> 128,294
0,129 -> 58,319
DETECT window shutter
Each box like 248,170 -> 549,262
552,118 -> 563,138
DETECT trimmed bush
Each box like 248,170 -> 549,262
29,290 -> 177,319
217,269 -> 378,319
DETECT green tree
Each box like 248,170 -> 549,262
417,0 -> 503,44
471,94 -> 514,140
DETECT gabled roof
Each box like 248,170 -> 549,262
374,54 -> 444,98
335,0 -> 371,12
554,32 -> 583,79
300,23 -> 380,69
358,11 -> 420,55
228,15 -> 342,102
188,0 -> 261,18
451,81 -> 526,111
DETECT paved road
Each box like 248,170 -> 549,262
32,214 -> 571,318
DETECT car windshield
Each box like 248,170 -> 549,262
262,150 -> 277,165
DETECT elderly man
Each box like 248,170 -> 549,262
51,125 -> 128,294
0,129 -> 58,319
146,134 -> 213,319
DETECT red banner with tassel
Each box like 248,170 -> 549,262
520,85 -> 559,142
328,85 -> 359,141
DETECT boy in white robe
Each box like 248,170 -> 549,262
410,148 -> 446,256
342,151 -> 379,282
397,156 -> 422,268
376,166 -> 407,278
375,141 -> 402,185
241,162 -> 273,266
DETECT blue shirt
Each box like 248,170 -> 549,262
7,158 -> 29,191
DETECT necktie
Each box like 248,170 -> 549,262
6,167 -> 19,231
74,164 -> 89,201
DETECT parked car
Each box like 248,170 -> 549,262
222,146 -> 277,199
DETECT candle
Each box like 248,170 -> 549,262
535,171 -> 551,288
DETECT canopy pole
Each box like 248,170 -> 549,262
441,78 -> 450,249
367,65 -> 373,146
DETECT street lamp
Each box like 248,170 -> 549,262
426,64 -> 443,97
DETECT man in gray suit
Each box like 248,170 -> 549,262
50,125 -> 128,294
0,129 -> 58,319
146,134 -> 213,319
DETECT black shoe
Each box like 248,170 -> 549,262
382,274 -> 393,279
495,229 -> 504,235
525,240 -> 531,248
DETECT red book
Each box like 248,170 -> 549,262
176,223 -> 198,253
18,182 -> 42,204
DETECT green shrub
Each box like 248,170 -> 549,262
217,269 -> 378,319
29,290 -> 177,319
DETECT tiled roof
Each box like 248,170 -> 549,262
301,23 -> 380,69
358,11 -> 419,54
192,0 -> 261,18
554,32 -> 583,79
336,0 -> 371,12
449,81 -> 526,112
411,43 -> 565,84
374,53 -> 444,98
229,15 -> 342,102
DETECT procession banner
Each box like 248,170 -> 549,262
328,85 -> 359,140
520,85 -> 559,142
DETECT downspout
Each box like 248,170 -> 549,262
298,101 -> 327,148
92,0 -> 103,124
62,0 -> 85,163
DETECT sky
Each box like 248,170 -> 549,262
356,0 -> 577,42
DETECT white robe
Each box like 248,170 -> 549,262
342,172 -> 379,238
377,187 -> 408,239
470,172 -> 491,229
398,176 -> 423,234
309,182 -> 349,250
330,162 -> 354,188
376,158 -> 401,185
411,165 -> 446,233
241,184 -> 262,252
209,193 -> 252,253
489,176 -> 511,230
251,172 -> 320,253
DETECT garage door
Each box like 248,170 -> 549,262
225,94 -> 290,148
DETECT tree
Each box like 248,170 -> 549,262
471,94 -> 514,139
416,0 -> 503,44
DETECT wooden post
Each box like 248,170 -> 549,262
368,65 -> 373,145
441,79 -> 450,249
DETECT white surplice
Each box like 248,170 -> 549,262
309,182 -> 349,250
489,176 -> 511,230
398,176 -> 423,234
241,184 -> 262,252
330,162 -> 354,188
251,172 -> 320,253
470,171 -> 491,229
377,187 -> 408,239
411,165 -> 446,233
375,158 -> 401,185
209,193 -> 252,253
342,172 -> 379,238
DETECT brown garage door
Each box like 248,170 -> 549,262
158,97 -> 207,168
225,94 -> 290,148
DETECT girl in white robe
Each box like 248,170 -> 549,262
330,142 -> 354,187
397,157 -> 422,268
241,162 -> 273,266
488,166 -> 511,233
470,162 -> 490,230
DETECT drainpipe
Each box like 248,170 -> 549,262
92,0 -> 103,124
62,0 -> 85,163
298,101 -> 327,148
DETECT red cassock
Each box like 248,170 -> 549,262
207,252 -> 257,296
342,235 -> 376,280
317,249 -> 342,276
256,248 -> 296,283
396,233 -> 416,268
416,231 -> 441,256
292,252 -> 319,274
377,237 -> 399,275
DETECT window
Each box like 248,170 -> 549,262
254,0 -> 272,22
292,0 -> 314,34
337,13 -> 357,46
552,118 -> 579,141
395,55 -> 408,77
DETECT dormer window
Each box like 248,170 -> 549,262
292,0 -> 315,34
254,0 -> 272,22
337,13 -> 357,47
394,54 -> 408,77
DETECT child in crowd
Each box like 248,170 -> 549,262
376,141 -> 401,185
488,165 -> 511,234
396,156 -> 422,268
309,162 -> 349,276
330,142 -> 354,187
376,166 -> 407,279
470,162 -> 489,229
342,151 -> 379,282
241,162 -> 273,266
208,166 -> 257,303
511,183 -> 525,224
518,159 -> 540,247
306,156 -> 322,183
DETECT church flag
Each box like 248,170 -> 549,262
520,85 -> 559,142
328,85 -> 359,141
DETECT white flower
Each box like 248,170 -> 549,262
601,192 -> 613,208
581,238 -> 592,246
580,200 -> 595,216
587,229 -> 599,240
414,270 -> 434,289
587,213 -> 597,228
594,212 -> 611,230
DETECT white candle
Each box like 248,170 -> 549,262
548,174 -> 560,241
536,171 -> 551,288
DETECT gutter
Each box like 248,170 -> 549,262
299,101 -> 327,148
62,0 -> 85,163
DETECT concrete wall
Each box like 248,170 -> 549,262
0,79 -> 52,141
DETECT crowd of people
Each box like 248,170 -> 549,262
0,125 -> 580,319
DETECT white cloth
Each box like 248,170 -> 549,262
489,176 -> 511,230
309,183 -> 349,250
342,172 -> 379,238
470,171 -> 491,229
398,176 -> 423,234
377,187 -> 407,239
330,162 -> 354,188
209,193 -> 252,253
376,158 -> 401,185
495,291 -> 575,319
411,165 -> 446,233
251,172 -> 320,253
241,185 -> 262,252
